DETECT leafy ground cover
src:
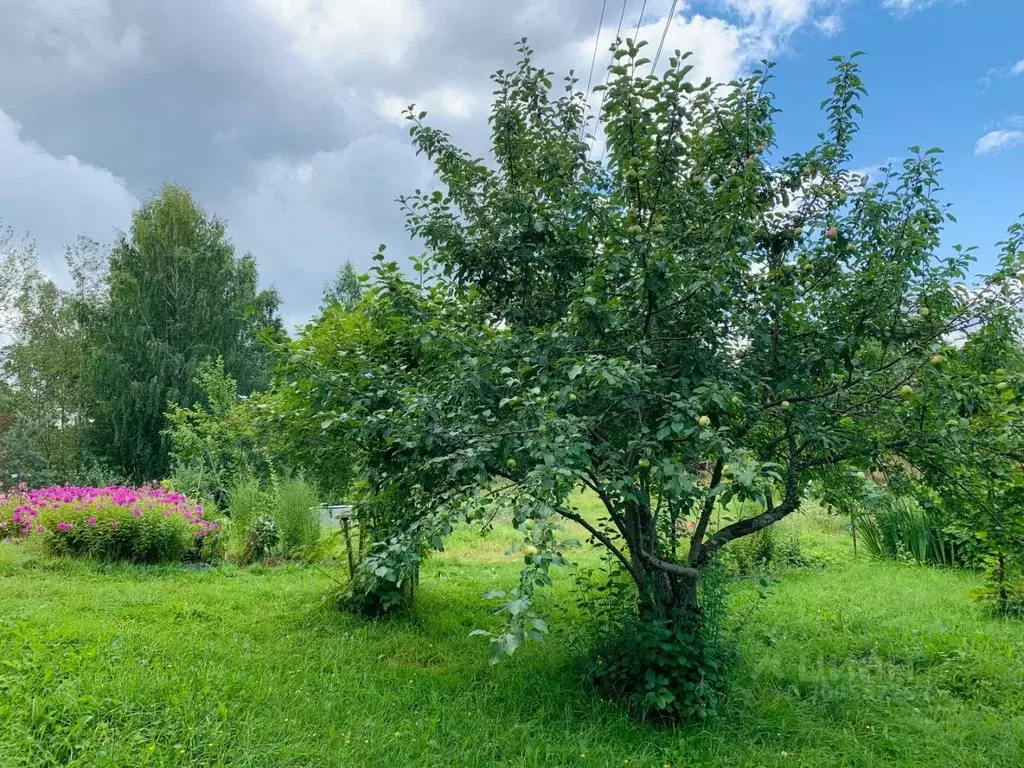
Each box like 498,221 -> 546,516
2,511 -> 1023,767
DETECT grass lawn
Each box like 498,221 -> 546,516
2,510 -> 1023,767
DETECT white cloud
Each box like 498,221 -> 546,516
0,109 -> 137,269
974,129 -> 1024,156
980,58 -> 1024,89
881,0 -> 958,16
816,14 -> 844,36
222,134 -> 434,319
375,84 -> 486,126
250,0 -> 425,67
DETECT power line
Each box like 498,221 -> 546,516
611,0 -> 630,44
579,0 -> 610,144
651,0 -> 680,74
586,0 -> 631,160
632,0 -> 649,39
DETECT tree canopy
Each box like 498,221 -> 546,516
80,185 -> 282,482
279,40 -> 1023,717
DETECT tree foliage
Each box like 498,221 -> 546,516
80,185 -> 283,482
321,260 -> 365,313
280,40 -> 1023,717
164,357 -> 274,505
0,230 -> 98,484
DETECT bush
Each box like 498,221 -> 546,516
273,476 -> 321,552
227,478 -> 273,548
723,524 -> 807,575
224,476 -> 322,562
0,485 -> 218,564
589,563 -> 736,721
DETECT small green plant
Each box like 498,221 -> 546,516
969,552 -> 1024,617
239,516 -> 280,565
723,524 -> 807,575
227,477 -> 274,552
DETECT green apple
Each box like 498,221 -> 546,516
638,458 -> 650,469
506,458 -> 517,469
901,385 -> 913,396
523,545 -> 538,558
698,415 -> 711,427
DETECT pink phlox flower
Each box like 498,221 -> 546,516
56,522 -> 73,532
87,516 -> 97,526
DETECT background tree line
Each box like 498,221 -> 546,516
0,185 -> 291,486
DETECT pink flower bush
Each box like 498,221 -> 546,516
0,485 -> 221,564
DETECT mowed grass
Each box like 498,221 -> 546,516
2,508 -> 1024,767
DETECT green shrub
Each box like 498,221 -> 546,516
227,478 -> 273,548
723,524 -> 807,575
273,476 -> 321,552
969,552 -> 1024,617
589,562 -> 736,721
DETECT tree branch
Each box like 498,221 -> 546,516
642,552 -> 698,578
553,503 -> 639,581
688,457 -> 724,563
705,427 -> 802,553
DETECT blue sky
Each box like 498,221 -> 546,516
721,0 -> 1024,274
0,0 -> 1021,319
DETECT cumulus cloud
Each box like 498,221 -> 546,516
974,129 -> 1024,156
0,109 -> 137,271
221,134 -> 435,329
0,0 -> 856,320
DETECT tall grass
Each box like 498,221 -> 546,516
858,496 -> 960,566
226,477 -> 272,550
274,476 -> 321,552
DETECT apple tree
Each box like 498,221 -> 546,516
287,40 -> 1024,718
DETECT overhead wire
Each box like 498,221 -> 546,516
594,0 -> 673,166
632,0 -> 649,39
586,0 -> 631,162
651,0 -> 680,74
579,0 -> 610,144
